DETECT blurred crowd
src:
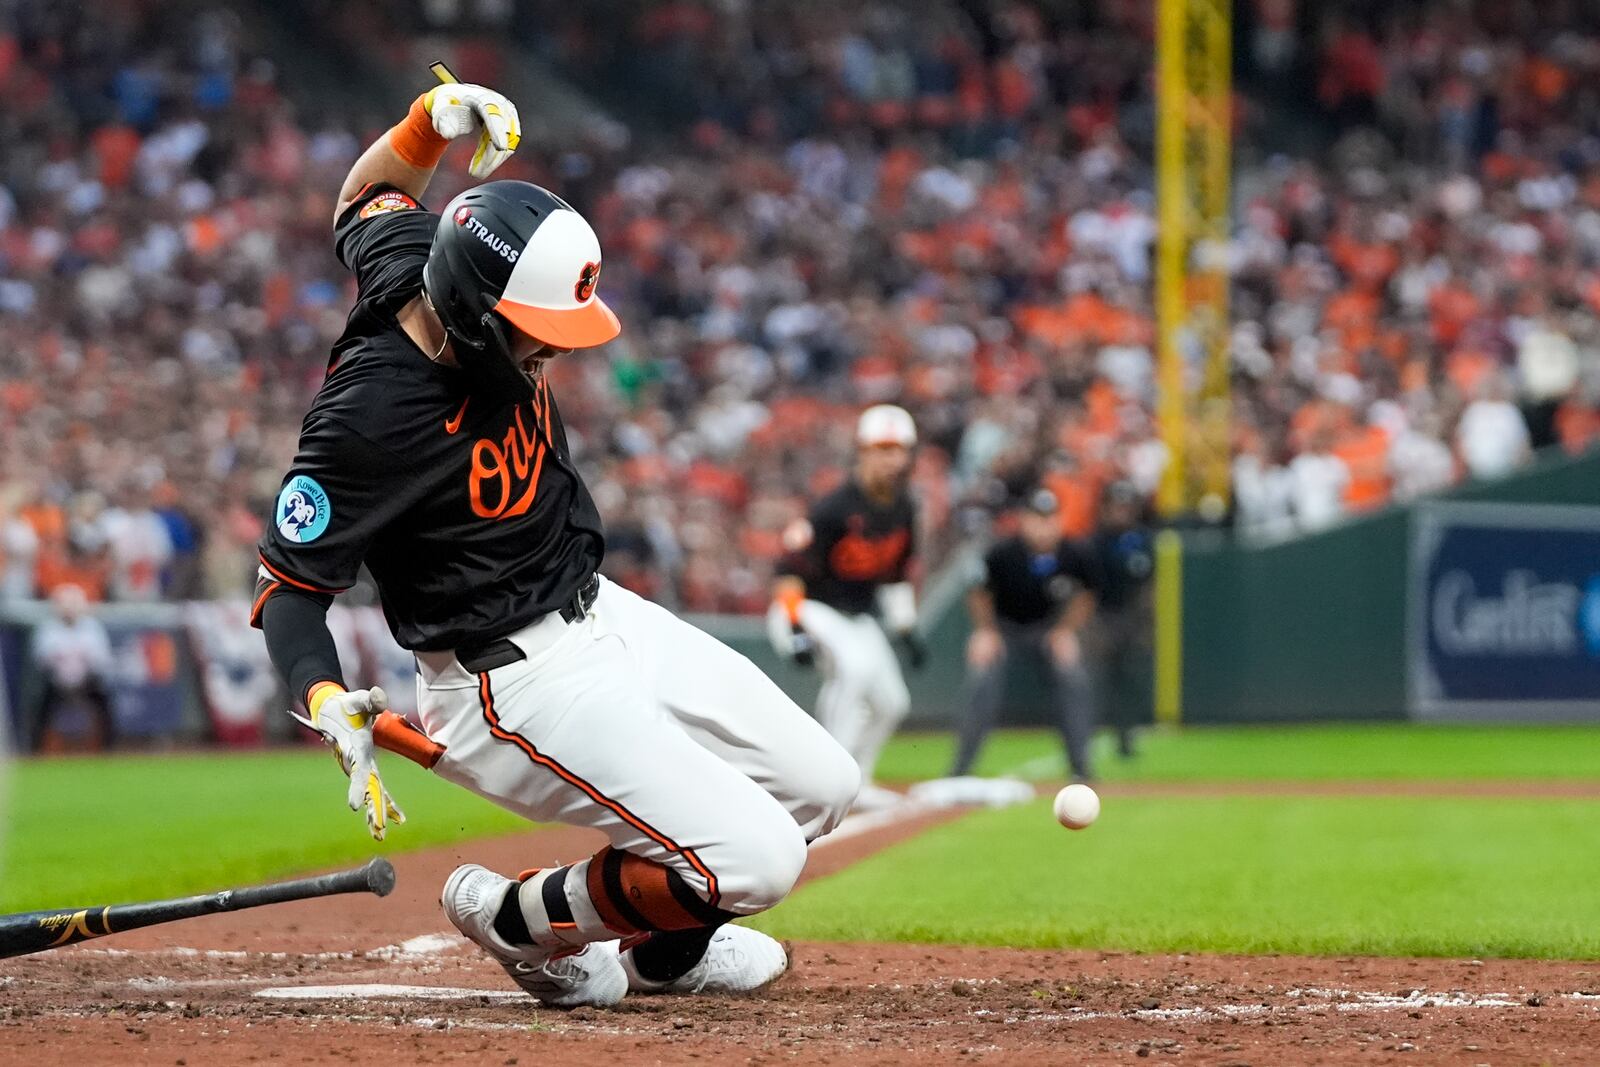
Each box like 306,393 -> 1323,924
2,0 -> 1599,612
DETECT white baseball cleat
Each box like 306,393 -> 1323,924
621,924 -> 788,995
441,863 -> 627,1009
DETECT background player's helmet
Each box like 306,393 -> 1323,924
856,404 -> 917,448
423,180 -> 620,390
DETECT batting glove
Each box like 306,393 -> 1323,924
424,82 -> 521,179
296,685 -> 406,841
791,626 -> 817,669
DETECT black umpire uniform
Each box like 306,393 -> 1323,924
1087,481 -> 1156,757
952,489 -> 1101,781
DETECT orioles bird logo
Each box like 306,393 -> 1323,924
574,260 -> 600,302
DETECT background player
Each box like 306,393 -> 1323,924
252,76 -> 859,1010
953,488 -> 1100,782
768,405 -> 923,810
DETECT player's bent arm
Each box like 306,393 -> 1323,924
335,131 -> 442,225
258,585 -> 345,706
334,81 -> 523,224
257,586 -> 405,840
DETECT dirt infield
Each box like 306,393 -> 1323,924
4,797 -> 1598,1065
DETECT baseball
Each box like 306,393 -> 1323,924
1053,783 -> 1100,829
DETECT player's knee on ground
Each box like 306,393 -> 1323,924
710,817 -> 809,914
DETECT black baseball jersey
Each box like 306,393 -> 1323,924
981,536 -> 1102,626
254,183 -> 604,651
784,480 -> 916,616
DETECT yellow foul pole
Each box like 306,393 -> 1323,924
1154,0 -> 1232,517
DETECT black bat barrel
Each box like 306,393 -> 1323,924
0,857 -> 395,959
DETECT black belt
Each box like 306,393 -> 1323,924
456,575 -> 599,674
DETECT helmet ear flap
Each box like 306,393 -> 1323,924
460,310 -> 536,401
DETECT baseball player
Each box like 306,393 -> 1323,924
768,405 -> 923,810
251,78 -> 859,1010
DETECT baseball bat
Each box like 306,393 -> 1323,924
0,857 -> 395,959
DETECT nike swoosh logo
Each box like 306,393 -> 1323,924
445,399 -> 470,435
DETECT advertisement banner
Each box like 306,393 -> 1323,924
103,621 -> 187,738
1409,502 -> 1600,720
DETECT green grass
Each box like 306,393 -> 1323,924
754,794 -> 1600,958
6,724 -> 1600,960
0,750 -> 525,912
874,723 -> 1600,784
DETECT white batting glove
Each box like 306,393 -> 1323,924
424,82 -> 521,179
297,685 -> 406,840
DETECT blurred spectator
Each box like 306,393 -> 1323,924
1457,375 -> 1532,480
28,583 -> 115,752
0,489 -> 38,602
1387,409 -> 1457,503
1288,432 -> 1350,533
1518,317 -> 1579,450
101,486 -> 175,602
2,0 -> 1599,614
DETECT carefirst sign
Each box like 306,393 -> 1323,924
1409,502 -> 1600,720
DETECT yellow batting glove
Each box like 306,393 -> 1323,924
307,683 -> 406,841
423,81 -> 521,180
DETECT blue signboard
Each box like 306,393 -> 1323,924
1409,502 -> 1600,720
104,622 -> 186,739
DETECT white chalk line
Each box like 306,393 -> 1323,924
256,983 -> 524,1002
972,986 -> 1599,1025
365,931 -> 460,961
75,946 -> 357,961
811,798 -> 941,848
71,930 -> 465,965
995,733 -> 1127,780
999,753 -> 1063,781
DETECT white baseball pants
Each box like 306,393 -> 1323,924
796,599 -> 911,786
412,577 -> 859,916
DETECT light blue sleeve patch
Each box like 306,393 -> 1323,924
276,475 -> 333,544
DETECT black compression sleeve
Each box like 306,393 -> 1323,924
260,587 -> 346,705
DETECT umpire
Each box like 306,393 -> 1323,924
952,488 -> 1100,781
1088,480 -> 1156,759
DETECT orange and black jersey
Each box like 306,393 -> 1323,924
253,182 -> 603,652
783,480 -> 917,616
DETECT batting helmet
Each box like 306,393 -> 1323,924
423,180 -> 620,390
856,404 -> 917,448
